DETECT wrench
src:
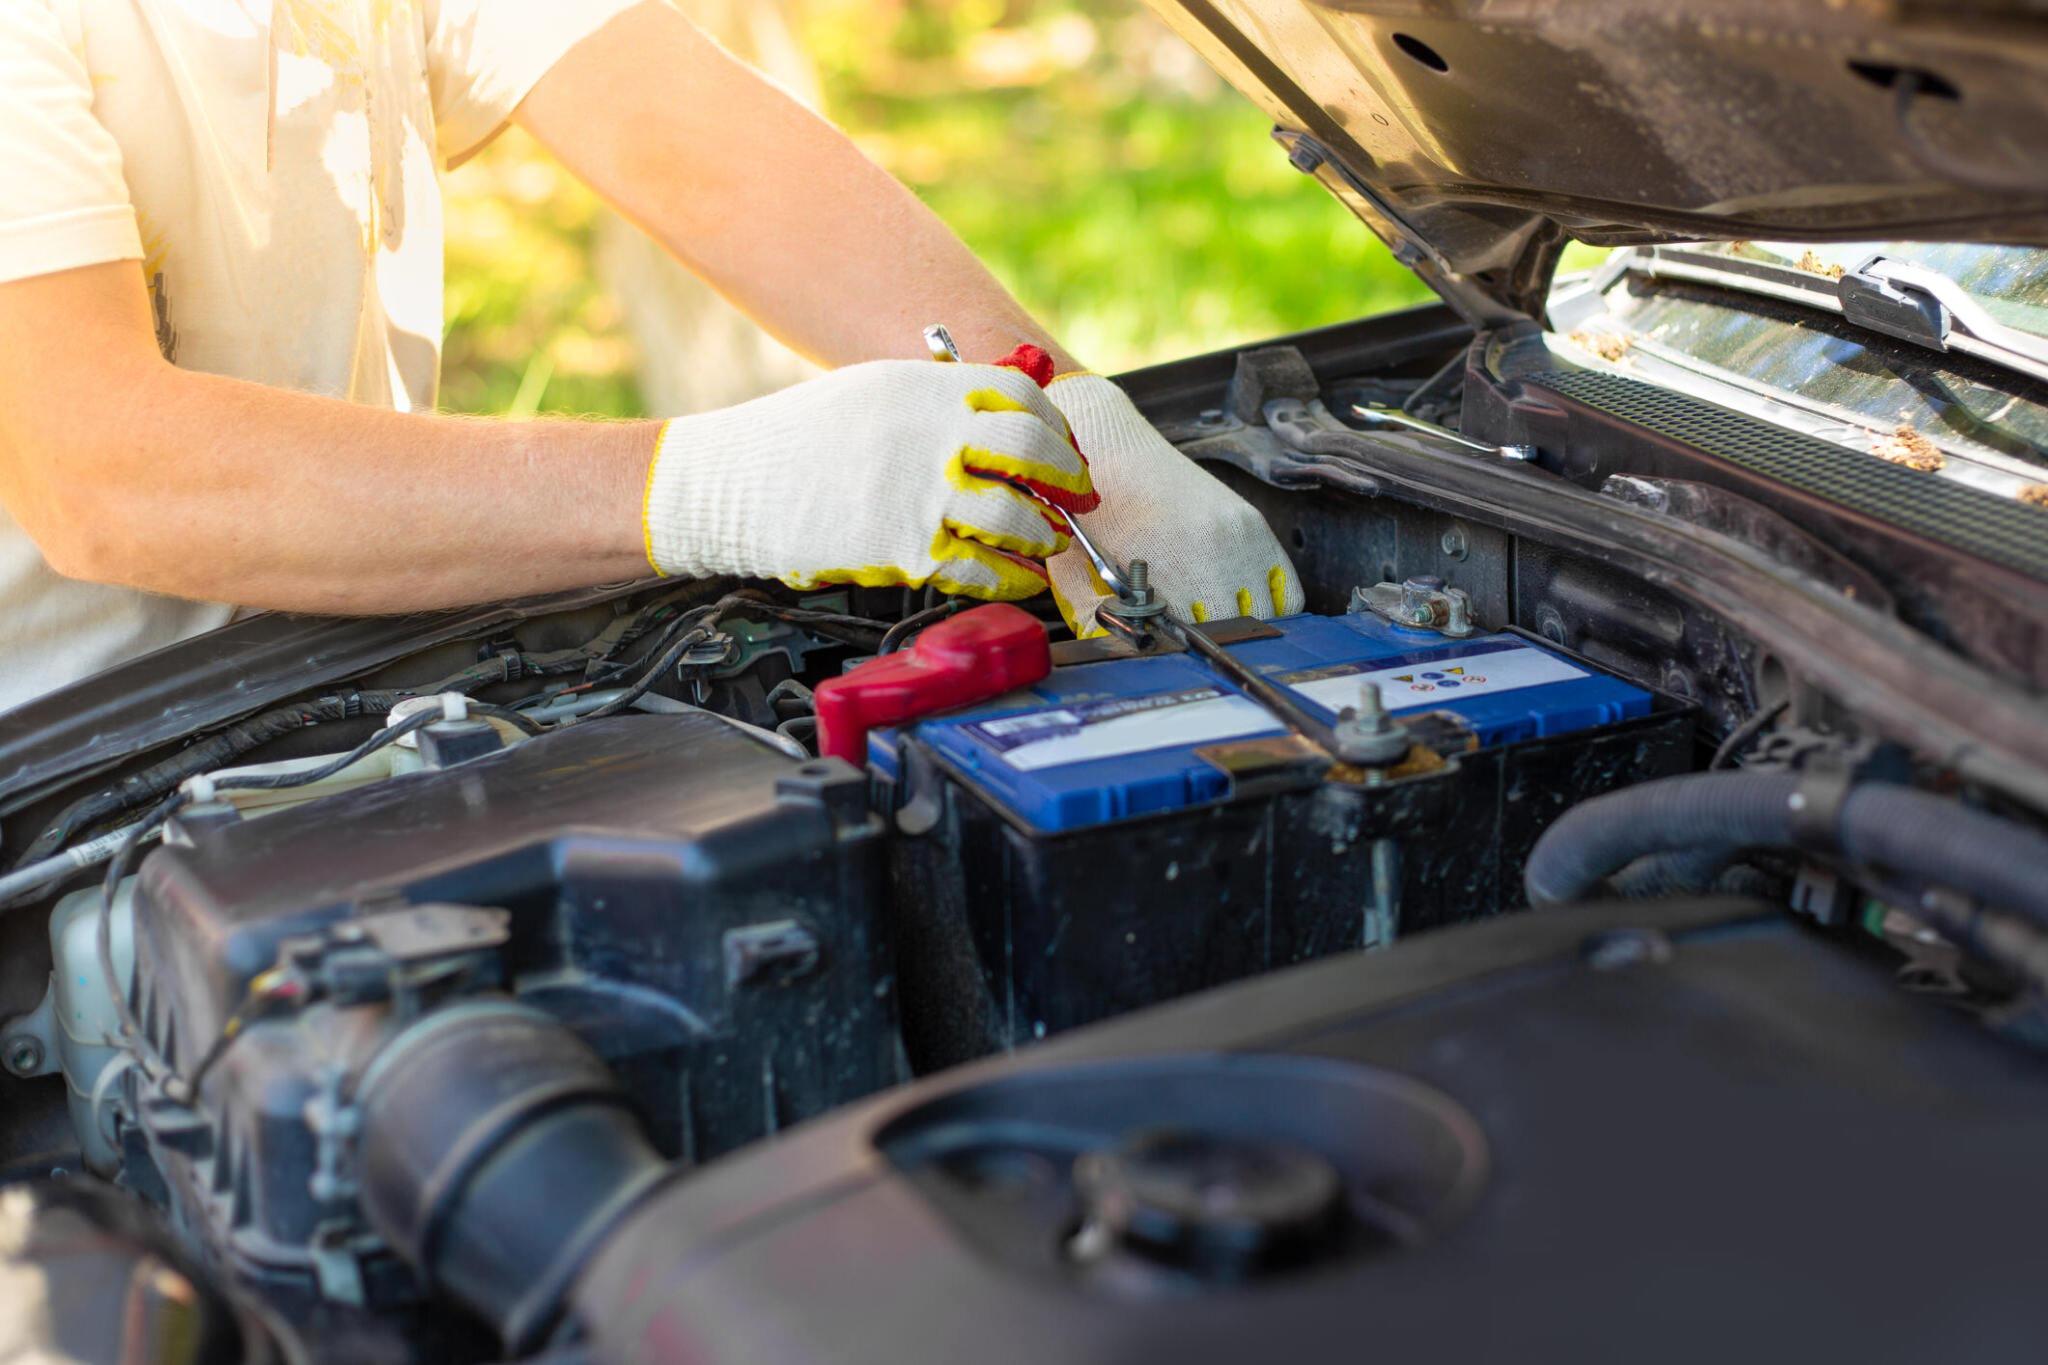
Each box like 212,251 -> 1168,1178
921,324 -> 1134,600
1350,403 -> 1539,462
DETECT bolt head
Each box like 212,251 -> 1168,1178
1286,142 -> 1326,174
4,1038 -> 42,1075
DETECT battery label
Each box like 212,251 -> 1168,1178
966,643 -> 1590,772
1285,643 -> 1589,712
969,690 -> 1275,772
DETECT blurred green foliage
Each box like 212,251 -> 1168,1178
441,140 -> 639,417
439,0 -> 1441,417
801,0 -> 1435,369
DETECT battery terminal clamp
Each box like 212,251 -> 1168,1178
814,603 -> 1052,765
1350,577 -> 1475,638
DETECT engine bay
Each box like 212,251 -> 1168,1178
4,312 -> 2047,1364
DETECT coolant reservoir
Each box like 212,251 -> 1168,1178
48,879 -> 135,1174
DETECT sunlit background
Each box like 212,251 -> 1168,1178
439,0 -> 1442,418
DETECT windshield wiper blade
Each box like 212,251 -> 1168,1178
1842,256 -> 2048,384
1630,246 -> 2048,386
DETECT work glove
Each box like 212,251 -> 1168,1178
1042,373 -> 1305,635
642,361 -> 1098,598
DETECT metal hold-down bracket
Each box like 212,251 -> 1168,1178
1096,607 -> 1413,772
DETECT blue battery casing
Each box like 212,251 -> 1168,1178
868,613 -> 1653,834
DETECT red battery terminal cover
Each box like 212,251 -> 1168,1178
814,604 -> 1051,765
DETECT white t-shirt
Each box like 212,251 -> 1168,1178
0,0 -> 642,713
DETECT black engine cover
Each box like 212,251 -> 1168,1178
575,899 -> 2048,1364
125,714 -> 894,1305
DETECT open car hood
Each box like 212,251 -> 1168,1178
1145,0 -> 2048,321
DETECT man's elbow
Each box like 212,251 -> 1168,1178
33,500 -> 134,587
8,466 -> 137,587
2,391 -> 171,589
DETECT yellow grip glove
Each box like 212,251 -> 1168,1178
642,361 -> 1095,599
1043,374 -> 1305,635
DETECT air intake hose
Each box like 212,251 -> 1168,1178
355,1002 -> 669,1353
1525,772 -> 2048,929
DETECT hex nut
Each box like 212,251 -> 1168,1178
4,1037 -> 44,1076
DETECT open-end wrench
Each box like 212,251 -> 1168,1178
921,324 -> 1135,601
1350,403 -> 1539,462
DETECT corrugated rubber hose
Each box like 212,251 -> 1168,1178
1525,772 -> 2048,930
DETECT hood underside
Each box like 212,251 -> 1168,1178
1146,0 -> 2048,320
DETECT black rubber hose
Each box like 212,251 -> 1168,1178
355,1003 -> 668,1354
1607,848 -> 1740,899
1525,773 -> 2048,929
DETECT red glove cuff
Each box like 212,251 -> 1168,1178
995,342 -> 1058,387
993,343 -> 1100,516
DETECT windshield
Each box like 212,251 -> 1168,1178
1550,241 -> 2048,499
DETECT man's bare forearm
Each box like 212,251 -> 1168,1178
0,264 -> 654,612
517,2 -> 1083,373
104,367 -> 658,611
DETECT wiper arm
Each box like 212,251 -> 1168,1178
1842,256 -> 2048,385
1632,245 -> 2048,386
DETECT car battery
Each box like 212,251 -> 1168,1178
871,611 -> 1692,1070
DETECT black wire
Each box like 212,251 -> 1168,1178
465,700 -> 545,737
1710,700 -> 1789,770
25,587 -> 886,866
582,629 -> 712,720
95,709 -> 455,1105
179,990 -> 269,1102
211,710 -> 442,792
96,791 -> 188,1082
575,593 -> 756,721
878,600 -> 962,655
17,655 -> 566,868
581,593 -> 897,722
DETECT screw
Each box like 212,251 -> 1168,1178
1127,559 -> 1150,594
1356,680 -> 1388,729
1334,681 -> 1408,766
5,1037 -> 44,1076
1410,607 -> 1434,625
1440,526 -> 1468,561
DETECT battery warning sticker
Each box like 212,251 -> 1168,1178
966,644 -> 1590,772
